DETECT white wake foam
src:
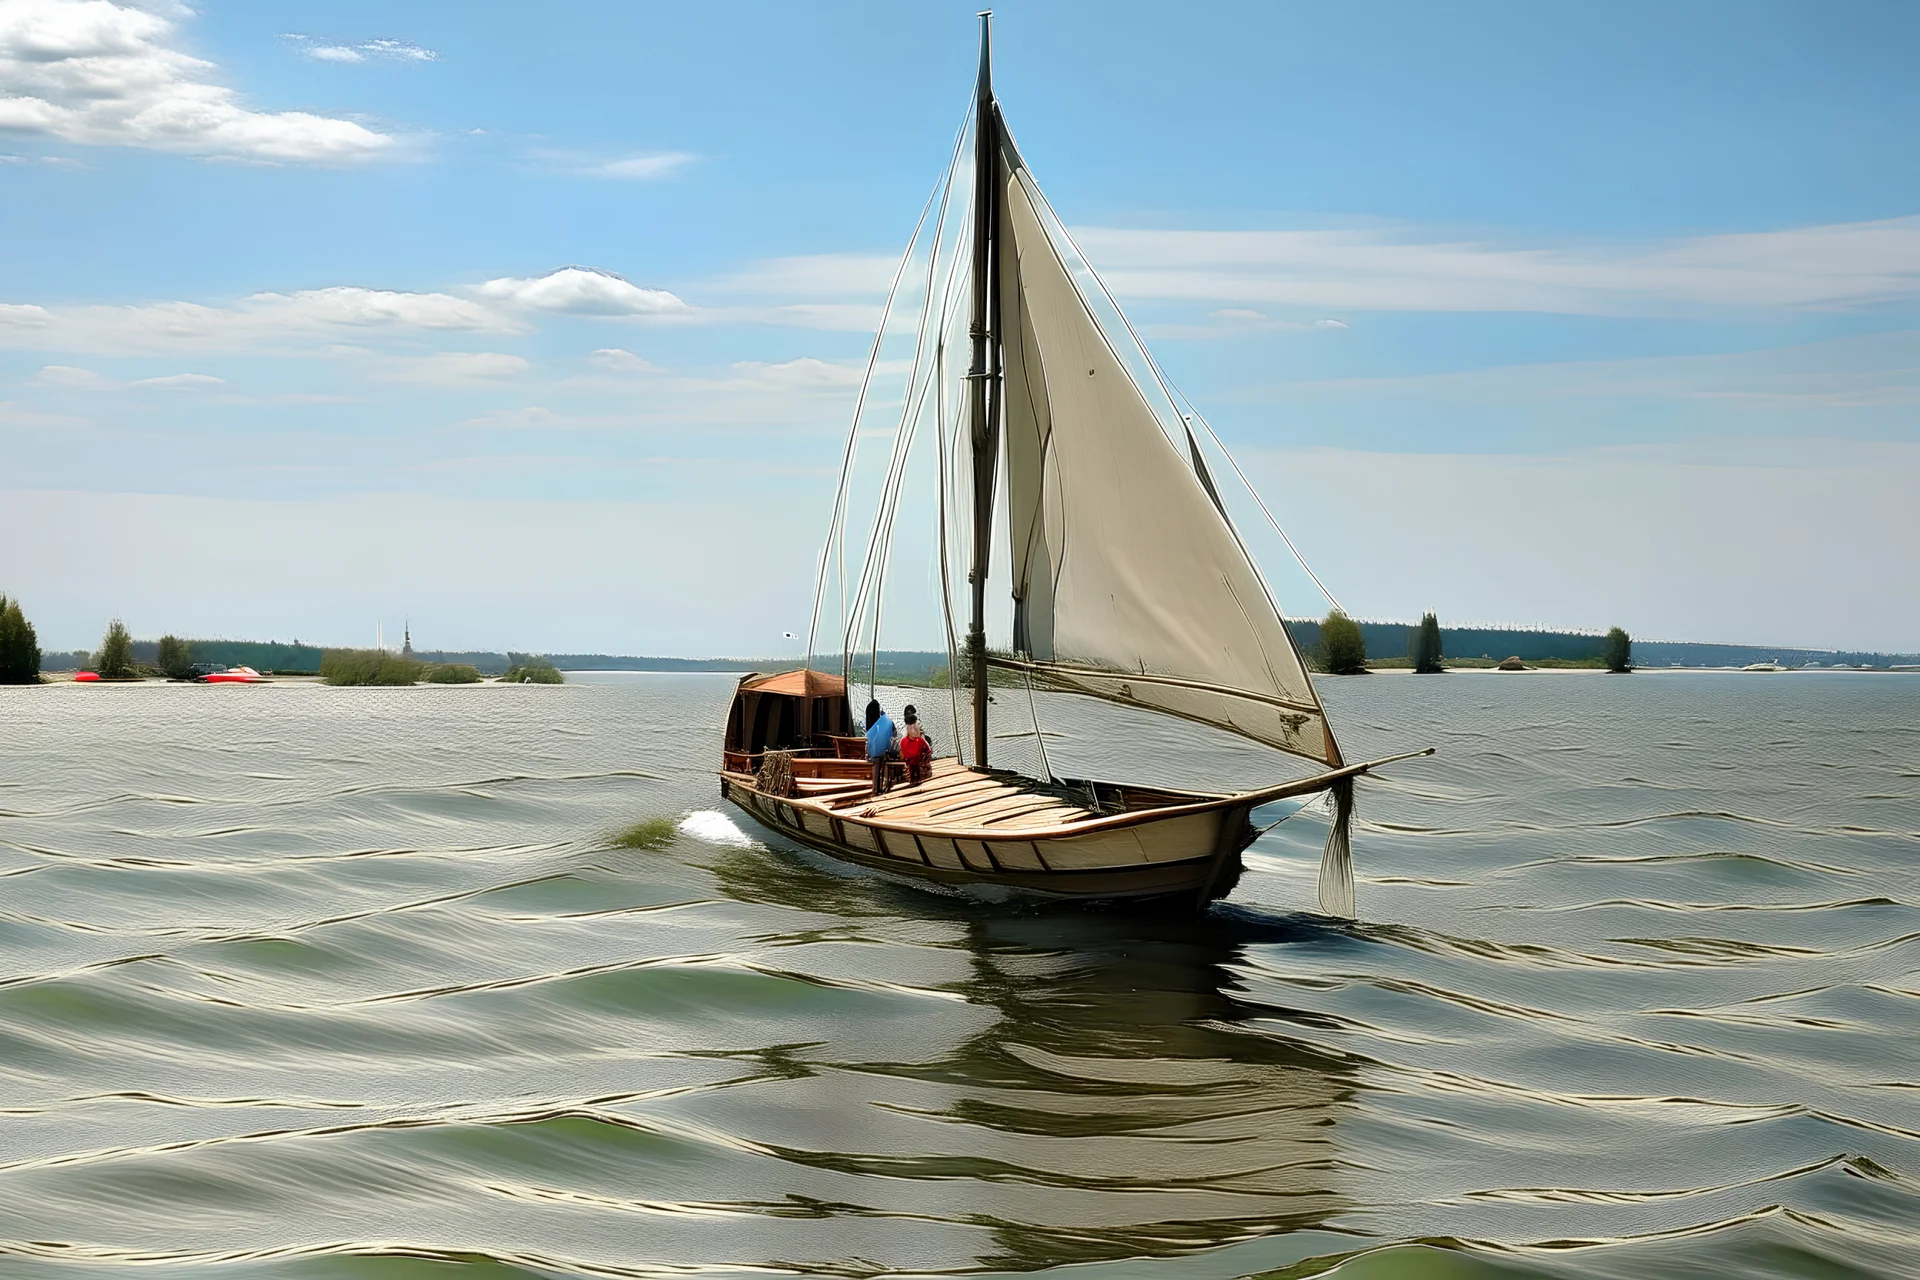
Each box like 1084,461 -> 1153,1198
677,810 -> 756,848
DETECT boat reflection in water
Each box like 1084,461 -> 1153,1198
707,846 -> 1357,1270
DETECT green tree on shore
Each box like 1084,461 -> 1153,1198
1410,612 -> 1444,674
95,619 -> 135,679
0,596 -> 43,684
501,653 -> 565,684
156,635 -> 195,680
1604,626 -> 1633,673
1318,611 -> 1367,675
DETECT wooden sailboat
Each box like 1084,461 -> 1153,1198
720,16 -> 1426,912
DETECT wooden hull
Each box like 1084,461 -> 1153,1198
720,758 -> 1255,904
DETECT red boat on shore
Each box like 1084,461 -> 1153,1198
198,666 -> 269,684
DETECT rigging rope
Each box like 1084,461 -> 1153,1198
805,116 -> 970,676
863,154 -> 968,691
1181,401 -> 1346,617
934,332 -> 965,760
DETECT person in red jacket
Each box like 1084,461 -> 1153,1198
900,705 -> 931,785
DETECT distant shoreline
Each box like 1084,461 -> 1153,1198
20,665 -> 1917,688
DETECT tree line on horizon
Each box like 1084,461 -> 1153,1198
0,602 -> 566,686
6,596 -> 1903,685
1311,609 -> 1632,674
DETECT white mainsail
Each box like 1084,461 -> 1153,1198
992,141 -> 1340,768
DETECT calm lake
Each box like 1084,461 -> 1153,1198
1,672 -> 1915,1279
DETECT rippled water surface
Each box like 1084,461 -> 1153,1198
2,672 -> 1916,1279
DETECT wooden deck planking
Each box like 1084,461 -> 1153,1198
865,780 -> 1007,817
934,794 -> 1080,825
791,756 -> 1135,835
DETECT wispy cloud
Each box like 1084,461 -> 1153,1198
0,151 -> 85,169
32,364 -> 224,391
1259,329 -> 1920,411
1072,215 -> 1920,317
283,35 -> 437,65
588,348 -> 657,373
728,357 -> 868,390
133,372 -> 225,389
0,0 -> 399,163
35,363 -> 102,387
0,287 -> 520,355
525,147 -> 698,181
588,151 -> 696,180
701,216 -> 1920,324
1144,308 -> 1349,339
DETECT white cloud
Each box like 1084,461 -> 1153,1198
0,0 -> 397,162
1072,215 -> 1920,316
477,267 -> 687,317
133,372 -> 223,388
0,286 -> 519,354
589,348 -> 657,373
588,151 -> 695,180
1,303 -> 50,330
284,35 -> 437,65
245,286 -> 508,332
35,362 -> 101,385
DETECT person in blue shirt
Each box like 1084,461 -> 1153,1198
864,699 -> 897,795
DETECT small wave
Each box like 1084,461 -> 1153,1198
1581,808 -> 1859,836
1460,1151 -> 1856,1205
1528,895 -> 1908,915
1613,935 -> 1824,960
1545,850 -> 1864,876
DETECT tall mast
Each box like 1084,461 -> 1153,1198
965,10 -> 1000,768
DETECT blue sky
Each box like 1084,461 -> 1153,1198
2,0 -> 1917,654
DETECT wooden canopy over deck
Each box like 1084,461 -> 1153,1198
739,668 -> 845,699
724,668 -> 855,764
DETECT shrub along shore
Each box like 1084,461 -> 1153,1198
320,650 -> 549,686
